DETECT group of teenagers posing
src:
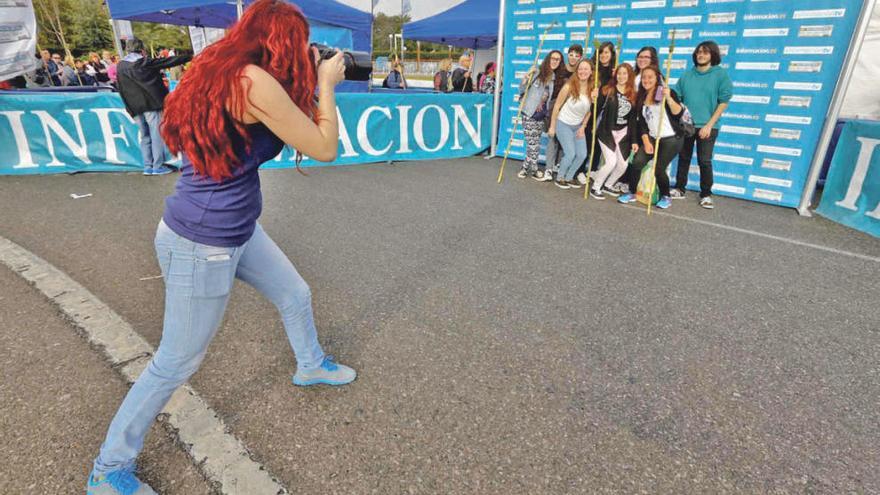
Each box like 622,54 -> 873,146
517,40 -> 733,210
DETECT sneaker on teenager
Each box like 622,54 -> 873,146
670,189 -> 686,200
151,166 -> 174,176
590,188 -> 605,200
700,196 -> 715,209
568,179 -> 582,189
616,182 -> 630,194
536,170 -> 553,182
656,196 -> 672,209
576,172 -> 587,185
618,193 -> 637,204
292,355 -> 357,386
87,468 -> 156,495
517,169 -> 528,179
602,185 -> 620,197
555,180 -> 570,190
531,170 -> 546,181
142,167 -> 152,176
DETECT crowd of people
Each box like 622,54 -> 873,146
516,41 -> 732,210
0,47 -> 187,91
382,53 -> 496,94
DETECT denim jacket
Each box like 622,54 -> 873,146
519,72 -> 554,119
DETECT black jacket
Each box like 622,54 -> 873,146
595,89 -> 638,154
636,88 -> 684,141
116,54 -> 191,117
451,67 -> 473,92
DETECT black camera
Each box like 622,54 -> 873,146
311,43 -> 372,82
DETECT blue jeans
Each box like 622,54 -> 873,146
135,110 -> 167,169
555,121 -> 588,181
94,220 -> 325,473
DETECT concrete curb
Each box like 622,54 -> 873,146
0,236 -> 287,495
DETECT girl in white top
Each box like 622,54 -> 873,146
548,59 -> 594,189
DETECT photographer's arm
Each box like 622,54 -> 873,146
240,52 -> 345,163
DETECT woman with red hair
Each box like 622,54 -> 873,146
87,1 -> 356,493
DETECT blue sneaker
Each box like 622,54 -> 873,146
150,165 -> 174,176
293,355 -> 357,386
86,468 -> 156,495
142,167 -> 152,176
656,196 -> 672,209
618,193 -> 637,204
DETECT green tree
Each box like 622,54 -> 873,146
132,22 -> 192,54
67,0 -> 113,54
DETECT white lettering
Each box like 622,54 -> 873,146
0,110 -> 36,168
413,105 -> 449,152
33,110 -> 91,166
335,107 -> 358,158
451,104 -> 484,150
835,137 -> 880,212
91,108 -> 135,165
357,106 -> 393,156
396,105 -> 412,153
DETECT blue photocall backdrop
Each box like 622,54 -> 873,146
498,0 -> 864,207
817,119 -> 880,238
0,92 -> 493,175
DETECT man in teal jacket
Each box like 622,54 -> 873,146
672,41 -> 733,209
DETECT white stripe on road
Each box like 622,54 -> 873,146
620,204 -> 880,263
0,236 -> 288,495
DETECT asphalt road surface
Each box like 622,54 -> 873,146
1,157 -> 878,494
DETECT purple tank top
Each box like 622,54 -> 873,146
163,123 -> 284,247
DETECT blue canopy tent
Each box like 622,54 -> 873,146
402,0 -> 499,49
105,0 -> 372,91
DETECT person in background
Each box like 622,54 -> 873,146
383,59 -> 407,89
101,50 -> 113,67
478,62 -> 496,94
548,59 -> 593,190
433,58 -> 453,93
516,52 -> 555,180
47,51 -> 63,86
634,46 -> 659,88
671,40 -> 733,209
88,52 -> 111,86
590,63 -> 638,200
541,45 -> 581,182
116,37 -> 191,175
60,55 -> 78,86
618,65 -> 684,210
452,53 -> 474,92
592,41 -> 616,88
107,55 -> 119,86
75,59 -> 97,86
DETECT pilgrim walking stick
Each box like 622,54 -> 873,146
583,39 -> 603,197
646,29 -> 677,216
497,21 -> 558,183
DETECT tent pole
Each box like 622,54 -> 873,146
796,0 -> 877,216
236,0 -> 243,19
488,0 -> 506,158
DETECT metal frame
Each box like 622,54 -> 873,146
797,0 -> 877,216
488,0 -> 505,157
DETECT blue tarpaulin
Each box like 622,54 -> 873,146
105,0 -> 372,90
403,0 -> 499,49
106,0 -> 371,52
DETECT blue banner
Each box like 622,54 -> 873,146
498,0 -> 865,207
816,120 -> 880,238
0,91 -> 493,175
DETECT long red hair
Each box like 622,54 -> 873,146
162,0 -> 318,181
602,63 -> 636,103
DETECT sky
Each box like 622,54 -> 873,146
335,0 -> 464,21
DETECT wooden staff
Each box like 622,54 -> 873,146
497,21 -> 558,183
583,39 -> 603,197
646,29 -> 677,216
